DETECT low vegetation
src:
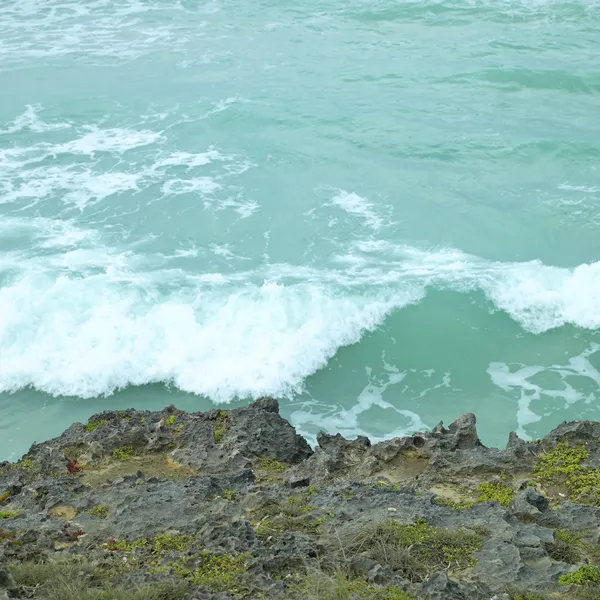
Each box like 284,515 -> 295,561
295,568 -> 414,600
85,419 -> 108,433
534,442 -> 600,504
342,518 -> 483,583
10,560 -> 188,600
213,410 -> 232,442
112,445 -> 134,461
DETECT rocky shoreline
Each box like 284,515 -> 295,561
2,399 -> 600,599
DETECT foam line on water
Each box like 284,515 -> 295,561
487,344 -> 600,439
0,276 -> 414,399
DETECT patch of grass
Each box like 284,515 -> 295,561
106,534 -> 193,555
476,482 -> 515,507
254,456 -> 287,482
17,457 -> 34,471
213,411 -> 232,442
253,493 -> 329,535
280,495 -> 315,516
547,529 -> 586,564
0,490 -> 9,504
221,489 -> 236,501
433,496 -> 475,510
85,419 -> 108,433
152,534 -> 193,554
506,593 -> 546,600
170,551 -> 248,597
10,560 -> 188,600
534,442 -> 600,503
106,537 -> 148,552
165,415 -> 176,426
344,518 -> 483,582
297,568 -> 414,600
0,510 -> 19,519
88,505 -> 109,519
112,445 -> 133,461
559,565 -> 600,585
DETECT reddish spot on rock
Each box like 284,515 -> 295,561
66,459 -> 82,474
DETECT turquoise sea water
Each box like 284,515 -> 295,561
1,0 -> 599,460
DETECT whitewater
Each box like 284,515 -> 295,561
1,0 -> 599,460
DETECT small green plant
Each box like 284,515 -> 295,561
534,442 -> 600,503
165,415 -> 176,426
112,445 -> 133,461
548,529 -> 586,563
170,551 -> 248,596
152,534 -> 192,554
85,419 -> 108,433
255,519 -> 277,536
213,411 -> 231,442
559,565 -> 600,585
221,489 -> 236,501
17,457 -> 34,471
117,412 -> 131,420
281,495 -> 315,516
0,491 -> 9,504
106,537 -> 148,552
256,456 -> 287,473
296,569 -> 413,599
508,593 -> 546,600
88,505 -> 109,519
433,496 -> 475,510
345,518 -> 483,582
10,559 -> 189,600
0,510 -> 19,519
477,482 -> 515,507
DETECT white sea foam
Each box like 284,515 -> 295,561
488,344 -> 600,439
56,127 -> 162,156
0,113 -> 252,213
480,260 -> 600,333
154,151 -> 224,169
2,231 -> 599,401
290,365 -> 432,446
0,276 -> 408,400
1,166 -> 143,209
0,105 -> 71,135
161,177 -> 221,196
330,190 -> 386,231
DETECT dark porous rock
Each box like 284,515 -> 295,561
509,486 -> 550,521
3,404 -> 600,599
0,561 -> 15,600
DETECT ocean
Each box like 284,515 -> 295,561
1,0 -> 599,461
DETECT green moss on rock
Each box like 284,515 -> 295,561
171,551 -> 248,597
477,482 -> 515,507
534,442 -> 600,503
112,445 -> 133,461
85,419 -> 108,433
559,564 -> 600,585
88,505 -> 109,519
